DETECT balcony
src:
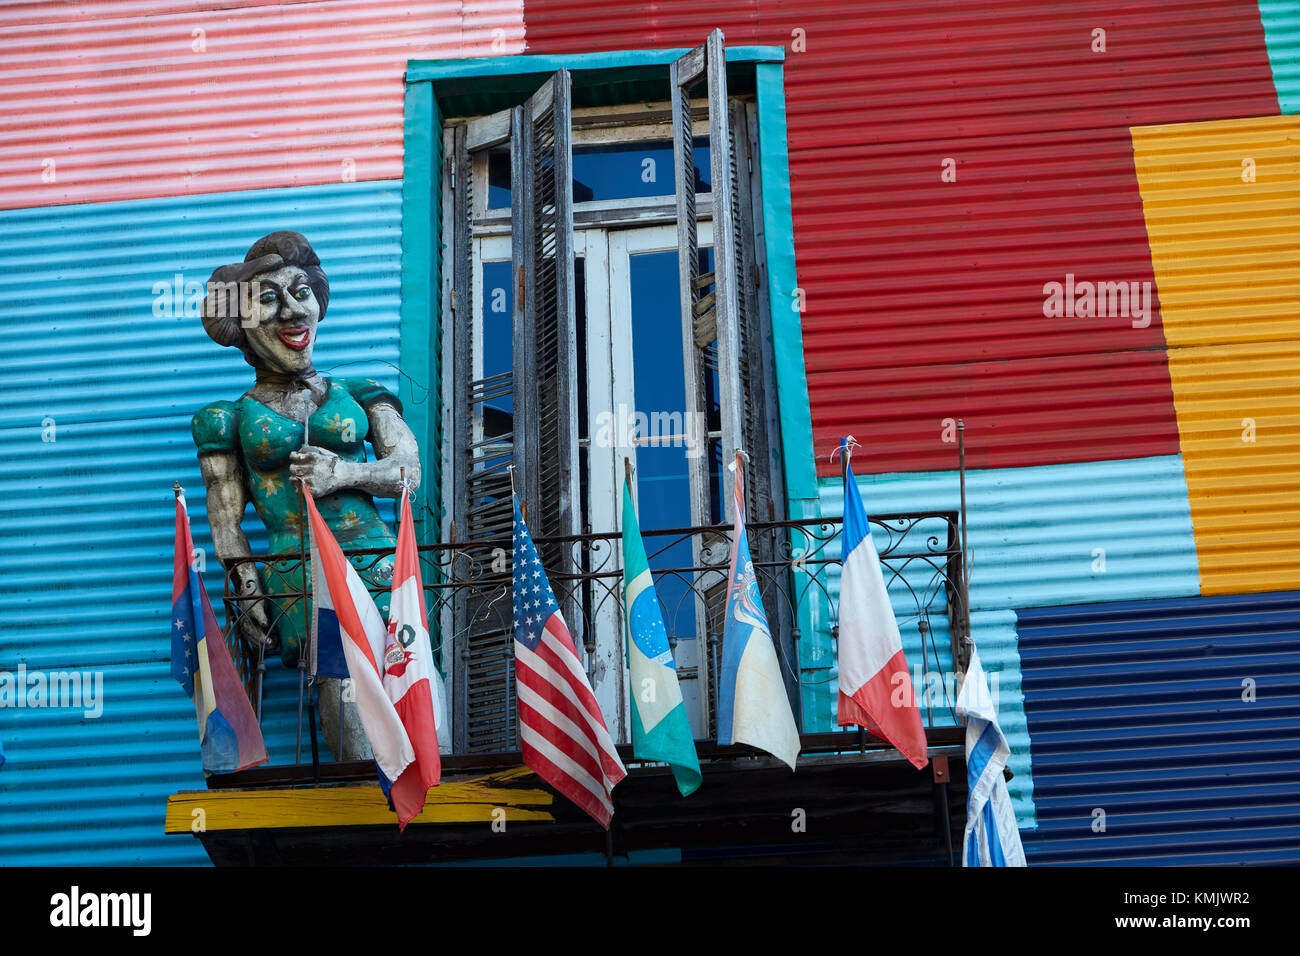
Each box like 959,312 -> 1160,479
165,511 -> 974,865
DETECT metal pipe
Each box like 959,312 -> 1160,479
937,778 -> 954,866
295,388 -> 312,766
957,420 -> 972,668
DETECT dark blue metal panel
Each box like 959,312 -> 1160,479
1017,591 -> 1300,865
0,180 -> 403,865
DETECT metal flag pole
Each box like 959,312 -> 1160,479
957,419 -> 972,670
293,387 -> 319,773
842,440 -> 867,754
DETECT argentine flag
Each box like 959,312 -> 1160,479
621,477 -> 701,797
956,644 -> 1026,867
716,451 -> 801,770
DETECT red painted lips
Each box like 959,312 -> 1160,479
277,326 -> 311,351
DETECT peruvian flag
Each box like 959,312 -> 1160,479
305,489 -> 415,791
836,439 -> 929,769
382,486 -> 445,829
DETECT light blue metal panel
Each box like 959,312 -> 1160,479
1017,591 -> 1300,865
0,181 -> 404,865
814,454 -> 1202,829
1260,0 -> 1300,113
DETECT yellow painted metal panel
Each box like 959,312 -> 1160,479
1132,115 -> 1300,595
164,767 -> 554,833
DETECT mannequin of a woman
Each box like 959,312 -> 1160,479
192,231 -> 421,760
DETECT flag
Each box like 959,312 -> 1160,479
716,452 -> 801,770
621,475 -> 701,797
836,438 -> 928,769
382,486 -> 445,829
171,492 -> 268,774
512,495 -> 626,828
304,488 -> 415,789
956,645 -> 1026,866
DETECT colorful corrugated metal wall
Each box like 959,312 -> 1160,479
525,0 -> 1300,861
0,181 -> 404,864
1,0 -> 1297,866
0,1 -> 523,209
1131,114 -> 1300,596
817,456 -> 1202,827
525,0 -> 1281,476
1260,0 -> 1300,113
1017,591 -> 1300,865
0,0 -> 522,866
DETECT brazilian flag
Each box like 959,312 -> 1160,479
622,477 -> 702,797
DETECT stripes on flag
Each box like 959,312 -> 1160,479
171,491 -> 267,774
512,495 -> 625,828
304,487 -> 415,787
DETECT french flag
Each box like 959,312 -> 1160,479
304,489 -> 414,789
836,438 -> 929,769
382,486 -> 446,829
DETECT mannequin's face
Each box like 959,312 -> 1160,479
243,264 -> 320,375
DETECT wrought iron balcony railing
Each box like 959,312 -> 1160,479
219,510 -> 971,769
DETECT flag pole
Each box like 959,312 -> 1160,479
294,388 -> 320,775
958,419 -> 971,673
838,439 -> 868,754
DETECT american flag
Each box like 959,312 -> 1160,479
512,495 -> 626,828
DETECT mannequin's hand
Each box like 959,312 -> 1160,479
289,445 -> 343,497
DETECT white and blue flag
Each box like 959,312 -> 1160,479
956,644 -> 1026,866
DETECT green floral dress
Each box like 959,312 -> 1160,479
192,377 -> 400,667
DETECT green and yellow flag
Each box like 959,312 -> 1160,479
622,476 -> 702,797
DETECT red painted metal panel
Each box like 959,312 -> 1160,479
525,0 -> 1280,474
0,1 -> 524,209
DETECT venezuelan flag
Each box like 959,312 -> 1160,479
171,491 -> 268,774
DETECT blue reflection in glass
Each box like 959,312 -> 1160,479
481,259 -> 514,426
488,139 -> 711,210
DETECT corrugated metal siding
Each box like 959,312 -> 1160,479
1131,114 -> 1300,596
1260,0 -> 1300,113
0,180 -> 403,865
1017,591 -> 1300,865
0,0 -> 524,210
815,455 -> 1202,827
524,0 -> 1279,476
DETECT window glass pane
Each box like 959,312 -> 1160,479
481,259 -> 514,424
487,139 -> 711,210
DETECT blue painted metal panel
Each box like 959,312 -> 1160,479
1017,591 -> 1300,865
1260,0 -> 1300,113
0,180 -> 404,865
814,455 -> 1202,829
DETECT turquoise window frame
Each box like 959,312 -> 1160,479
398,47 -> 824,724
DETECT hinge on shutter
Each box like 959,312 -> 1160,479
517,265 -> 525,301
450,289 -> 456,313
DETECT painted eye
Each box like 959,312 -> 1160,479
295,286 -> 311,300
260,291 -> 276,305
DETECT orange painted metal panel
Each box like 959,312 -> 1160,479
1132,114 -> 1300,594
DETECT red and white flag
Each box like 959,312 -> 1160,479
383,486 -> 445,829
304,489 -> 415,791
836,440 -> 928,769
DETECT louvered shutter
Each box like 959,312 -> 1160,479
449,108 -> 518,753
673,30 -> 791,735
513,70 -> 582,638
451,73 -> 580,752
